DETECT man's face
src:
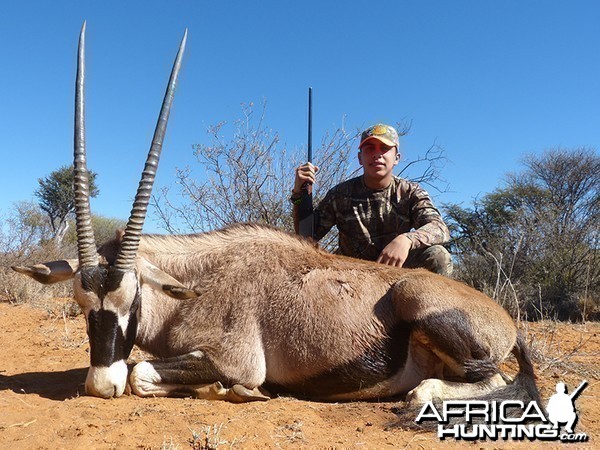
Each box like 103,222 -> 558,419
358,139 -> 399,180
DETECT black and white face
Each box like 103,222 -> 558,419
12,250 -> 199,399
74,266 -> 140,398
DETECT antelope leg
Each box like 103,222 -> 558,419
129,352 -> 270,402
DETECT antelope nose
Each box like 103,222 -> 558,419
85,380 -> 118,398
85,361 -> 128,398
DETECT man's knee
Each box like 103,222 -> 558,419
407,245 -> 453,276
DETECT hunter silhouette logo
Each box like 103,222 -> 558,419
415,379 -> 590,442
546,380 -> 587,434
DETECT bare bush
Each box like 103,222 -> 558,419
0,201 -> 70,304
152,101 -> 357,234
1,202 -> 125,306
152,102 -> 448,256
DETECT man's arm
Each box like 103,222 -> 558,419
378,181 -> 449,267
291,195 -> 303,234
377,234 -> 412,267
292,180 -> 336,242
403,183 -> 450,249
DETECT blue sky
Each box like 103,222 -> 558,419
1,1 -> 599,234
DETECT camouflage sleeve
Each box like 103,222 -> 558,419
313,188 -> 337,242
403,184 -> 450,250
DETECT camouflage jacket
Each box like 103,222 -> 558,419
314,176 -> 450,261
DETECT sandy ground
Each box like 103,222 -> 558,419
0,298 -> 598,449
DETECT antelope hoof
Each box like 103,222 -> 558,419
229,384 -> 271,403
130,361 -> 162,397
406,379 -> 444,406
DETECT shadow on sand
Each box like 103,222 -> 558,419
0,367 -> 87,400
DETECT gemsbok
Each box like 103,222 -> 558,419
13,24 -> 541,409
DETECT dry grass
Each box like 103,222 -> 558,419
160,436 -> 183,450
521,320 -> 600,380
0,265 -> 73,306
273,419 -> 305,445
188,422 -> 248,449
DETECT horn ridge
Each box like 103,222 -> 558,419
74,21 -> 99,268
114,29 -> 188,271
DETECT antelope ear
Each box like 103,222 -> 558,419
138,258 -> 200,300
161,285 -> 201,300
12,259 -> 79,284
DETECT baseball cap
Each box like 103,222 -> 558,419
359,123 -> 399,149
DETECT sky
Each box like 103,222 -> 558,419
1,1 -> 599,234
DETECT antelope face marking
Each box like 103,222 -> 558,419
12,23 -> 188,399
13,253 -> 199,399
74,266 -> 140,398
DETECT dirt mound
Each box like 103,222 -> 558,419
0,299 -> 598,448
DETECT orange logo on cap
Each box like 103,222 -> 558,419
371,125 -> 388,136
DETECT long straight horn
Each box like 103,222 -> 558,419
114,29 -> 188,271
74,21 -> 98,268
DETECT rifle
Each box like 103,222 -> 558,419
298,87 -> 314,238
569,380 -> 588,401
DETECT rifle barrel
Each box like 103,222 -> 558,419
308,87 -> 312,163
298,87 -> 315,239
570,380 -> 588,400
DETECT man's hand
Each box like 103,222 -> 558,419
377,235 -> 412,267
293,162 -> 319,194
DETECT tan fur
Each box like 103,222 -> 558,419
16,222 -> 529,402
105,223 -> 517,397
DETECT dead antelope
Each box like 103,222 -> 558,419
13,25 -> 541,408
